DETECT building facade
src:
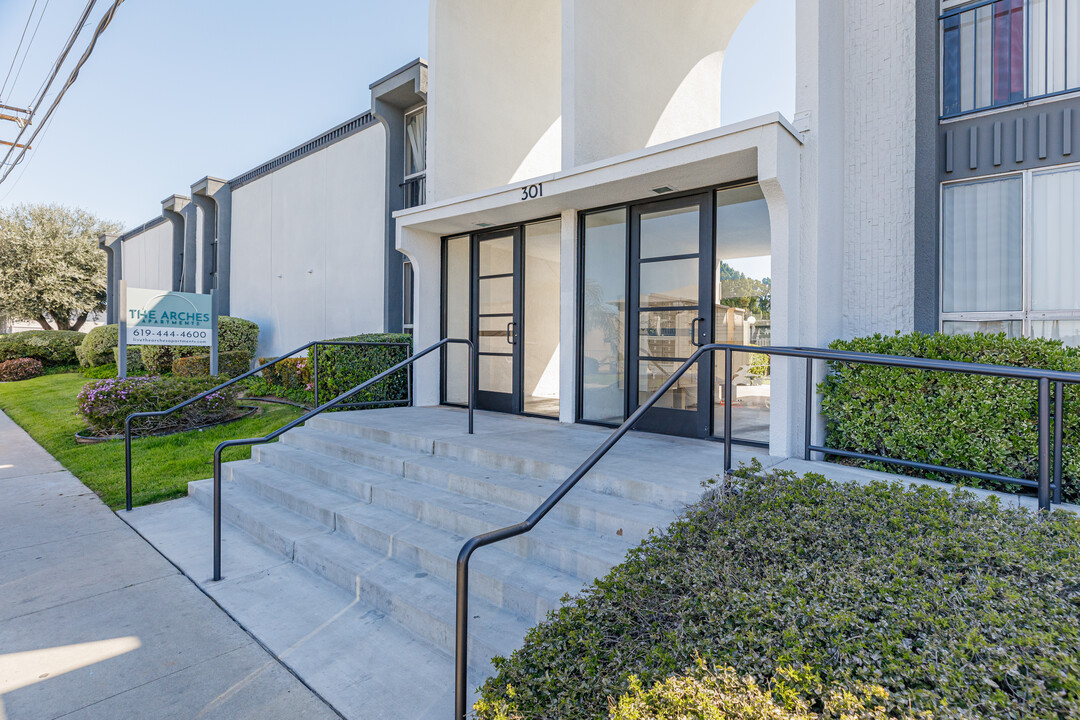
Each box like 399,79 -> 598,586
101,0 -> 1080,460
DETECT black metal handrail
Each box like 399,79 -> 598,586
453,342 -> 1080,718
209,337 -> 474,581
123,340 -> 411,512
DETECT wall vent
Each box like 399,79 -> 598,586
651,185 -> 677,194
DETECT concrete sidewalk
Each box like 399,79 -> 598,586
0,409 -> 339,720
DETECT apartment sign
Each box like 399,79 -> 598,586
125,288 -> 213,346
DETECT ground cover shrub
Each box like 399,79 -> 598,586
821,331 -> 1080,503
77,375 -> 241,436
0,357 -> 44,381
76,324 -> 118,367
308,333 -> 411,408
475,464 -> 1080,720
0,330 -> 85,367
172,350 -> 250,378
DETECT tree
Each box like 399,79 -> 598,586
0,203 -> 122,331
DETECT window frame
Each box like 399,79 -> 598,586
939,160 -> 1080,337
939,0 -> 1080,119
403,107 -> 427,181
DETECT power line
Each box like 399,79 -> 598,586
0,0 -> 124,185
0,0 -> 40,101
7,0 -> 54,103
0,0 -> 102,172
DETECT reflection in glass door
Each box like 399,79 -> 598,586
629,195 -> 712,437
474,230 -> 520,413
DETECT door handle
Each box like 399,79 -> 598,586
690,317 -> 705,347
506,321 -> 517,345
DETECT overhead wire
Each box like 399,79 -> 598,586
0,0 -> 40,101
0,0 -> 105,174
6,0 -> 54,103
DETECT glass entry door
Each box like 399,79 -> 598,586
474,229 -> 522,413
628,195 -> 713,437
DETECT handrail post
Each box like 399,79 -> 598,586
213,445 -> 224,581
124,417 -> 133,512
1054,380 -> 1064,505
454,543 -> 473,720
1038,377 -> 1051,511
804,357 -> 813,461
313,344 -> 319,408
467,340 -> 475,435
723,348 -> 732,474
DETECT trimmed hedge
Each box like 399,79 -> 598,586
0,330 -> 85,367
77,375 -> 241,436
139,315 -> 260,375
76,325 -> 118,367
259,356 -> 310,391
172,350 -> 250,378
821,332 -> 1080,504
307,333 -> 411,408
140,344 -> 195,375
0,357 -> 44,381
475,465 -> 1080,719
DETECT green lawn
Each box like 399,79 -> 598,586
0,372 -> 305,508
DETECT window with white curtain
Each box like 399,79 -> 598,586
942,166 -> 1080,345
404,108 -> 426,178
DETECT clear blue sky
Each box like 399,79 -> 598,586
0,0 -> 794,230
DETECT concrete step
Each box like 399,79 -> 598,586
279,425 -> 424,477
261,436 -> 632,579
191,477 -> 531,670
293,531 -> 528,670
255,440 -> 668,543
332,502 -> 585,623
188,478 -> 330,559
302,415 -> 703,510
224,460 -> 368,527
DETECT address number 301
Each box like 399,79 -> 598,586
520,183 -> 543,201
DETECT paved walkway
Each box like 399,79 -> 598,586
0,410 -> 339,720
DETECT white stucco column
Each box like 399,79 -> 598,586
758,126 -> 804,458
397,222 -> 442,406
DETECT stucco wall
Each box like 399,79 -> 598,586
566,0 -> 756,167
427,0 -> 562,201
122,220 -> 174,292
841,0 -> 917,337
229,124 -> 387,357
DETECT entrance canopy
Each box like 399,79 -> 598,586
394,113 -> 800,237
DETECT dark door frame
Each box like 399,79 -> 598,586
626,192 -> 714,438
472,228 -> 523,414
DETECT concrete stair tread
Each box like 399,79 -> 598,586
281,425 -> 427,470
358,470 -> 635,570
294,531 -> 530,663
188,478 -> 332,557
295,415 -> 703,509
403,451 -> 677,537
334,501 -> 586,614
257,438 -> 638,569
225,460 -> 368,524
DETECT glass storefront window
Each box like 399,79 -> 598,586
581,210 -> 627,424
713,185 -> 771,444
523,220 -> 561,417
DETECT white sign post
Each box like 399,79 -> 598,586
119,285 -> 215,377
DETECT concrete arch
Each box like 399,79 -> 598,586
565,0 -> 758,166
